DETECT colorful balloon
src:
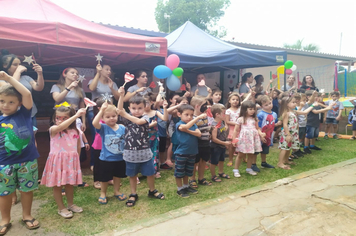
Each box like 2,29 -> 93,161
172,67 -> 184,77
153,65 -> 172,79
284,60 -> 293,69
286,69 -> 292,75
277,66 -> 284,74
166,74 -> 181,91
291,65 -> 297,71
166,54 -> 180,70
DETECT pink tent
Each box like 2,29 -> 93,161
0,0 -> 167,69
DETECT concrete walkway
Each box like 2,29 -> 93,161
102,159 -> 356,236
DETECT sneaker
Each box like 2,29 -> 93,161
177,188 -> 189,198
261,162 -> 275,168
304,147 -> 312,154
324,135 -> 328,140
184,186 -> 198,194
160,163 -> 173,170
246,169 -> 257,176
233,169 -> 241,178
310,145 -> 322,150
251,164 -> 260,172
294,150 -> 304,157
333,134 -> 339,140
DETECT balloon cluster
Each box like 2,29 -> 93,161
277,60 -> 297,75
153,54 -> 184,91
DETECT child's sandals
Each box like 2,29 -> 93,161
226,161 -> 233,167
198,178 -> 212,186
126,194 -> 138,207
350,136 -> 355,140
114,193 -> 127,201
67,204 -> 83,213
58,209 -> 73,219
148,189 -> 165,200
211,176 -> 221,182
189,180 -> 198,188
218,173 -> 231,179
98,197 -> 107,205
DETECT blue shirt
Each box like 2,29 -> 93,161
272,98 -> 279,116
96,124 -> 125,161
257,110 -> 278,146
157,108 -> 167,137
0,106 -> 39,165
174,121 -> 198,155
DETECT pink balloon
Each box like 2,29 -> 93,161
166,54 -> 180,70
286,69 -> 293,75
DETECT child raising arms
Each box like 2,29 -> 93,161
41,104 -> 86,218
232,101 -> 266,177
0,72 -> 40,233
117,86 -> 165,207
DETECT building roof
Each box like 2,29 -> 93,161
99,23 -> 168,37
227,41 -> 356,62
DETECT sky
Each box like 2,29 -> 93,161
50,0 -> 356,57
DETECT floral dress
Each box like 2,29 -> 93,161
41,129 -> 82,187
148,113 -> 159,172
226,107 -> 240,139
236,117 -> 262,154
279,111 -> 299,150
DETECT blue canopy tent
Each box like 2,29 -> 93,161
166,21 -> 287,72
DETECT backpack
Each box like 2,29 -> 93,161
348,109 -> 356,124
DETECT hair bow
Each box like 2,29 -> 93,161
289,91 -> 294,98
55,101 -> 71,108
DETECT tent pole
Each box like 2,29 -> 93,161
344,69 -> 347,97
220,70 -> 224,103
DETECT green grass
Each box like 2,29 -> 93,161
34,139 -> 356,235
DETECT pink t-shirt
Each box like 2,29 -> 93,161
92,120 -> 105,150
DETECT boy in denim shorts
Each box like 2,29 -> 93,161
0,71 -> 40,233
118,87 -> 165,207
304,91 -> 332,154
324,92 -> 343,139
174,104 -> 205,198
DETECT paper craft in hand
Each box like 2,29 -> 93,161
78,75 -> 86,83
23,55 -> 34,65
123,72 -> 135,86
180,84 -> 186,91
101,92 -> 113,102
320,89 -> 325,93
157,81 -> 163,87
272,74 -> 277,79
95,53 -> 103,64
159,91 -> 166,100
206,107 -> 213,118
149,81 -> 156,88
198,80 -> 206,87
84,98 -> 97,109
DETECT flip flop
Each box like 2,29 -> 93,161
78,182 -> 89,187
114,193 -> 127,201
0,223 -> 11,235
98,197 -> 107,205
226,161 -> 233,167
22,218 -> 40,230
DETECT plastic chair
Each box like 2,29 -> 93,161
346,124 -> 352,135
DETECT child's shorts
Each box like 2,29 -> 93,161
210,146 -> 226,165
195,146 -> 211,163
325,118 -> 339,125
353,121 -> 356,131
159,136 -> 167,153
125,158 -> 155,177
174,154 -> 196,178
255,144 -> 270,155
299,127 -> 306,140
97,159 -> 126,182
0,160 -> 38,196
306,126 -> 319,139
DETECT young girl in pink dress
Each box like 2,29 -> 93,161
225,93 -> 241,166
41,103 -> 86,219
232,101 -> 266,177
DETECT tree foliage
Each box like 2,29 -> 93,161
155,0 -> 230,37
283,39 -> 320,52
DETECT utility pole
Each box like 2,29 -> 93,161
339,32 -> 343,55
164,13 -> 170,33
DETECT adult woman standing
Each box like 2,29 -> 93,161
123,70 -> 152,102
239,72 -> 254,95
50,68 -> 86,130
0,50 -> 44,127
190,74 -> 212,97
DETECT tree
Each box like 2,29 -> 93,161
283,39 -> 320,52
155,0 -> 230,37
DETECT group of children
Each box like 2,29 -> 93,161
0,70 -> 347,234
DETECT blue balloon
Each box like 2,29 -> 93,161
166,74 -> 181,91
153,65 -> 172,79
